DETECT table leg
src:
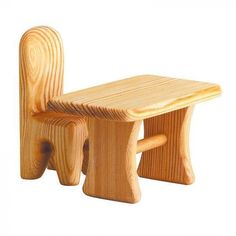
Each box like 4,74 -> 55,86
138,106 -> 194,184
83,118 -> 141,203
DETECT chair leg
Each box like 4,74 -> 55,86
81,139 -> 89,175
52,121 -> 87,186
47,158 -> 56,170
137,106 -> 195,184
20,118 -> 52,179
83,118 -> 141,203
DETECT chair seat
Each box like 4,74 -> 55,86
33,111 -> 86,126
48,75 -> 221,121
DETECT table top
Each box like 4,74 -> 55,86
48,75 -> 221,121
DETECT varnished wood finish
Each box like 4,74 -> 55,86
81,139 -> 89,175
136,134 -> 167,154
20,26 -> 221,203
34,112 -> 87,185
47,158 -> 56,170
48,69 -> 220,201
138,107 -> 194,184
20,26 -> 63,179
82,134 -> 167,174
48,75 -> 221,121
83,118 -> 141,203
20,26 -> 63,115
20,26 -> 87,185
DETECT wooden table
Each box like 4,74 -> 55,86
48,75 -> 221,203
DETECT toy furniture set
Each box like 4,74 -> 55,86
20,26 -> 221,203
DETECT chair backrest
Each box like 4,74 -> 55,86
19,26 -> 64,117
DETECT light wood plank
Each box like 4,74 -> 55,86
48,75 -> 221,121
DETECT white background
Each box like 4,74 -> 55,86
1,1 -> 236,236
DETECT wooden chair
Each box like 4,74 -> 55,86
19,26 -> 87,185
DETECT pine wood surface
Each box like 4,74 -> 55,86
81,134 -> 167,174
48,75 -> 221,121
20,26 -> 63,178
136,134 -> 167,154
138,106 -> 194,184
20,26 -> 64,115
20,25 -> 221,203
20,26 -> 87,185
34,112 -> 87,185
83,118 -> 142,203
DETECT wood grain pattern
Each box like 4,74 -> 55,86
83,118 -> 141,203
34,112 -> 87,185
82,134 -> 167,174
48,75 -> 221,121
138,106 -> 194,184
47,158 -> 56,170
20,26 -> 63,179
20,26 -> 64,115
20,26 -> 87,185
136,134 -> 167,154
81,139 -> 89,175
20,26 -> 221,203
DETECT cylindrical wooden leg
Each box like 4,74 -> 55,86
83,118 -> 141,203
137,106 -> 195,184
